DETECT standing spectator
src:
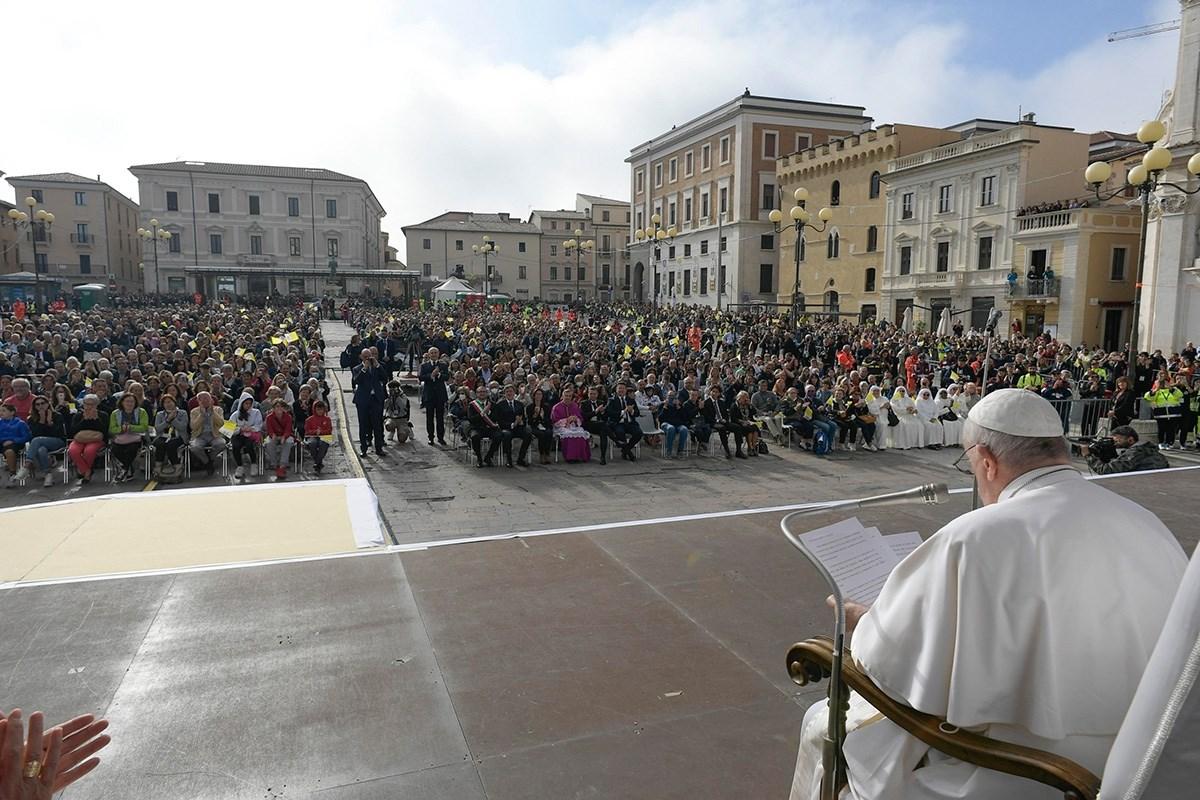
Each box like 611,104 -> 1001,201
1145,376 -> 1185,449
0,402 -> 31,488
304,399 -> 333,473
107,392 -> 150,482
351,349 -> 387,457
264,400 -> 295,479
24,395 -> 68,487
188,391 -> 227,476
68,394 -> 107,484
1109,375 -> 1137,427
229,395 -> 263,482
419,347 -> 450,446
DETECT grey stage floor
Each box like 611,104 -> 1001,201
2,469 -> 1196,799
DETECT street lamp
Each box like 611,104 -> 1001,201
564,228 -> 594,304
7,197 -> 55,308
632,212 -> 676,316
137,218 -> 172,295
471,235 -> 499,306
1084,118 -> 1200,371
769,187 -> 834,328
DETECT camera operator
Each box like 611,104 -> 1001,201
1082,425 -> 1170,475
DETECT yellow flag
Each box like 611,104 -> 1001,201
623,345 -> 632,357
187,341 -> 197,350
235,348 -> 246,357
270,336 -> 283,345
670,336 -> 680,345
641,346 -> 651,354
284,331 -> 300,343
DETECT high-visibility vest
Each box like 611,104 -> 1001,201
1144,387 -> 1183,410
1017,373 -> 1044,390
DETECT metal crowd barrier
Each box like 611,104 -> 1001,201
1041,397 -> 1147,438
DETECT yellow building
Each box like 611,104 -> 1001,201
775,124 -> 958,321
1010,206 -> 1140,348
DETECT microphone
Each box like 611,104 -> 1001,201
851,482 -> 949,510
985,307 -> 1002,335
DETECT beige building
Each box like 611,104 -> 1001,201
775,124 -> 959,321
402,212 -> 541,300
528,208 -> 593,302
880,119 -> 1093,332
0,198 -> 17,276
627,91 -> 872,308
129,160 -> 393,300
575,193 -> 630,301
5,172 -> 141,294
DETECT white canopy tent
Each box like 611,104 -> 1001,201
432,277 -> 475,303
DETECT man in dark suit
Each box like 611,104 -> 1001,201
467,386 -> 501,467
700,385 -> 734,458
492,385 -> 532,467
603,382 -> 642,461
580,385 -> 610,464
351,348 -> 388,456
419,347 -> 449,445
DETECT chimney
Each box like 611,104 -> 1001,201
498,212 -> 510,221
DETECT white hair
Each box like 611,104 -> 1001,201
962,419 -> 1069,468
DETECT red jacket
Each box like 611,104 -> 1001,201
266,410 -> 294,439
304,414 -> 332,437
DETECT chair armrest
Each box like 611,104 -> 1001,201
786,637 -> 1100,800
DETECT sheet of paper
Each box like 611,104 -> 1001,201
796,517 -> 898,605
883,531 -> 924,563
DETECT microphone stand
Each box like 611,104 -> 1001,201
780,483 -> 949,800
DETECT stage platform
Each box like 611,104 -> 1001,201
1,469 -> 1195,799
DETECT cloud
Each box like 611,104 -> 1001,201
0,0 -> 1180,253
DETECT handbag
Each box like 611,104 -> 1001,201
938,409 -> 958,422
857,413 -> 877,425
757,440 -> 769,455
113,431 -> 142,445
887,407 -> 900,427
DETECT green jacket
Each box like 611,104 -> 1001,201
1088,441 -> 1170,475
1143,387 -> 1183,410
1016,373 -> 1044,390
107,406 -> 150,437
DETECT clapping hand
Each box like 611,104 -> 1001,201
0,708 -> 110,798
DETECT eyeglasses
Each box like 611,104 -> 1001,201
952,444 -> 979,475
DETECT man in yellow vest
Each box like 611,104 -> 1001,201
1144,377 -> 1185,449
1016,364 -> 1045,391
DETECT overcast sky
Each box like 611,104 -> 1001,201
2,0 -> 1183,250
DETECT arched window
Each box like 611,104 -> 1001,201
798,234 -> 806,263
827,229 -> 840,259
825,290 -> 840,313
869,171 -> 881,199
866,225 -> 878,252
830,180 -> 841,206
864,267 -> 876,292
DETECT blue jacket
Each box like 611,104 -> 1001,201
0,416 -> 32,446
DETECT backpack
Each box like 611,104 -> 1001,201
812,430 -> 831,455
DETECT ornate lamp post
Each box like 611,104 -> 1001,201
7,197 -> 55,307
632,212 -> 676,316
137,218 -> 172,295
1084,119 -> 1200,371
564,229 -> 594,303
471,236 -> 498,305
769,187 -> 833,328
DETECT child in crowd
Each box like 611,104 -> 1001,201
304,400 -> 333,473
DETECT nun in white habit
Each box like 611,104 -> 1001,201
789,390 -> 1187,800
915,388 -> 945,448
864,386 -> 889,451
887,386 -> 924,449
935,387 -> 963,446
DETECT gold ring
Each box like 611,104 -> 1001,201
23,759 -> 42,778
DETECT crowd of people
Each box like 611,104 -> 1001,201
0,300 -> 334,488
338,299 -> 1199,472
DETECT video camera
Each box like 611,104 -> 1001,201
1070,436 -> 1118,462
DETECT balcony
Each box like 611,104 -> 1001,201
889,125 -> 1036,172
1015,276 -> 1060,299
236,254 -> 277,266
70,233 -> 93,246
1015,209 -> 1079,232
886,270 -> 964,292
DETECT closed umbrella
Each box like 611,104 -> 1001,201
936,307 -> 951,337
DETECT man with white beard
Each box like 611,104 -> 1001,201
789,389 -> 1187,800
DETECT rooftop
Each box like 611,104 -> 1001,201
6,172 -> 107,185
529,209 -> 589,218
577,192 -> 628,206
128,160 -> 365,183
401,211 -> 540,235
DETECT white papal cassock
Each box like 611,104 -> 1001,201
790,466 -> 1187,800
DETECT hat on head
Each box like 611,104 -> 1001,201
968,388 -> 1064,437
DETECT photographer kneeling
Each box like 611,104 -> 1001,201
1082,425 -> 1170,475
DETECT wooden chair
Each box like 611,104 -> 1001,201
786,542 -> 1200,800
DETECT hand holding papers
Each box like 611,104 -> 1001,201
797,518 -> 923,605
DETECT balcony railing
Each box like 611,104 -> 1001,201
1015,276 -> 1060,298
889,125 -> 1035,172
70,233 -> 93,245
1015,209 -> 1079,232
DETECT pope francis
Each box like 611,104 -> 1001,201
789,389 -> 1188,799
